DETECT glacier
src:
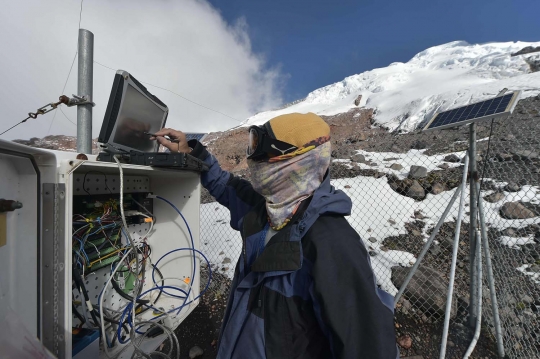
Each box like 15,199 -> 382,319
244,40 -> 540,132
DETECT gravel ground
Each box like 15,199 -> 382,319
160,268 -> 229,358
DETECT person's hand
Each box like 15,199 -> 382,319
150,128 -> 191,153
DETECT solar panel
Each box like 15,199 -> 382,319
423,91 -> 520,131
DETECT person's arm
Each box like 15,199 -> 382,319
303,215 -> 398,359
151,129 -> 262,230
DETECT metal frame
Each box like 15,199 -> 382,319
396,122 -> 507,358
42,183 -> 67,358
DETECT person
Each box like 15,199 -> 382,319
152,113 -> 398,359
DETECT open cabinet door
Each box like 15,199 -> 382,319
0,139 -> 57,358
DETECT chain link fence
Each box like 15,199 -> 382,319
198,95 -> 540,358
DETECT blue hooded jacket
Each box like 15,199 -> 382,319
190,139 -> 398,359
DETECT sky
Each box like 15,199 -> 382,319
209,0 -> 540,102
1,0 -> 539,140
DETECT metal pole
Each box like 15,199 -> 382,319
476,183 -> 506,357
394,185 -> 463,306
468,123 -> 479,327
464,229 -> 483,358
77,29 -> 94,154
439,153 -> 470,359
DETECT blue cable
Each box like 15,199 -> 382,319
118,248 -> 213,336
154,196 -> 196,315
146,248 -> 212,320
113,196 -> 213,341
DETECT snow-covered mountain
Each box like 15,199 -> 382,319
245,41 -> 540,132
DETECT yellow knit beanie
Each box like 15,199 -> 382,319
267,112 -> 330,150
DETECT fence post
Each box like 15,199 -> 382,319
439,153 -> 470,359
468,123 -> 479,328
476,182 -> 506,358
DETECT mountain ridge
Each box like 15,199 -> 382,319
244,40 -> 540,132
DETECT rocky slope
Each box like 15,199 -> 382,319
12,135 -> 99,153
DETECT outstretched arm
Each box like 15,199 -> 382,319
152,129 -> 263,230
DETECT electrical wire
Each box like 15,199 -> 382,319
132,198 -> 155,224
58,106 -> 77,126
111,156 -> 181,359
74,161 -> 206,357
99,247 -> 133,358
476,118 -> 496,208
0,116 -> 32,136
47,0 -> 84,134
93,60 -> 243,123
115,247 -> 212,339
113,155 -> 142,356
153,196 -> 196,315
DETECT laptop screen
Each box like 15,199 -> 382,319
99,70 -> 168,153
112,84 -> 165,152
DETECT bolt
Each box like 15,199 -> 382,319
0,199 -> 23,212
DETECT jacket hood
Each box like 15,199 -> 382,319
297,172 -> 352,236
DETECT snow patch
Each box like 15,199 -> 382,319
499,235 -> 535,248
517,264 -> 540,285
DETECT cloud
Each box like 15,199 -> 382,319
0,0 -> 285,140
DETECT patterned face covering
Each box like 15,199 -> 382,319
248,142 -> 332,230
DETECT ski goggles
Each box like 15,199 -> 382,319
246,124 -> 299,161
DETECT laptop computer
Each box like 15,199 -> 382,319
97,70 -> 207,171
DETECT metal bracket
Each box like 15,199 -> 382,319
65,94 -> 96,108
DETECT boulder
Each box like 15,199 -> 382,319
333,147 -> 355,159
397,335 -> 412,349
351,154 -> 367,163
354,94 -> 363,106
525,54 -> 540,73
443,154 -> 461,163
501,134 -> 516,141
437,163 -> 450,170
513,150 -> 539,160
484,192 -> 505,203
189,346 -> 204,358
504,182 -> 522,193
391,266 -> 457,319
356,132 -> 368,141
408,165 -> 427,179
431,183 -> 445,195
390,163 -> 404,171
500,202 -> 537,219
407,180 -> 425,200
502,228 -> 517,237
411,140 -> 428,150
496,152 -> 513,161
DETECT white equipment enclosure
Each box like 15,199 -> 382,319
0,139 -> 202,358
